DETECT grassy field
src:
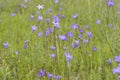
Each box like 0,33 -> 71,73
0,0 -> 120,80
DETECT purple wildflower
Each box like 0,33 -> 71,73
30,15 -> 34,20
31,25 -> 37,32
46,18 -> 50,23
61,15 -> 65,18
73,40 -> 79,48
53,16 -> 59,23
107,24 -> 112,28
107,0 -> 114,7
96,20 -> 101,24
48,8 -> 52,12
79,29 -> 83,34
57,14 -> 60,17
114,55 -> 120,62
107,58 -> 112,64
117,12 -> 120,15
64,47 -> 67,50
38,32 -> 43,37
47,73 -> 53,79
65,52 -> 73,66
118,76 -> 120,80
24,44 -> 28,49
50,53 -> 56,58
86,31 -> 92,38
112,66 -> 120,75
78,34 -> 83,39
45,28 -> 53,36
92,46 -> 97,51
59,34 -> 67,41
16,51 -> 19,55
11,13 -> 16,16
54,76 -> 62,80
83,39 -> 88,43
53,16 -> 60,29
54,0 -> 59,4
3,42 -> 8,48
72,13 -> 78,19
59,7 -> 63,11
51,46 -> 56,51
37,16 -> 43,21
68,32 -> 74,37
84,25 -> 89,29
53,22 -> 60,29
38,69 -> 46,77
71,24 -> 79,30
37,4 -> 44,10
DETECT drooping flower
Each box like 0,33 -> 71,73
53,75 -> 62,80
37,32 -> 43,37
114,55 -> 120,62
50,53 -> 56,58
65,52 -> 73,66
64,47 -> 67,50
118,76 -> 120,80
73,40 -> 79,48
78,34 -> 83,39
47,73 -> 53,79
24,40 -> 29,49
84,25 -> 89,29
24,44 -> 28,49
107,0 -> 114,7
92,46 -> 97,51
107,24 -> 112,28
112,65 -> 120,75
61,15 -> 65,18
71,24 -> 79,30
79,29 -> 83,34
107,58 -> 112,64
45,28 -> 53,36
37,4 -> 44,10
59,7 -> 63,11
11,13 -> 16,16
31,25 -> 37,32
46,18 -> 50,23
3,42 -> 8,48
59,34 -> 67,41
38,69 -> 46,77
51,46 -> 56,51
83,39 -> 89,43
68,31 -> 74,37
86,31 -> 92,38
30,15 -> 34,20
16,51 -> 19,55
53,22 -> 60,29
53,16 -> 59,23
54,0 -> 59,4
96,20 -> 101,24
53,16 -> 60,29
72,13 -> 78,19
37,16 -> 43,21
48,8 -> 52,12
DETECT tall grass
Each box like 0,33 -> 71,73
0,0 -> 120,80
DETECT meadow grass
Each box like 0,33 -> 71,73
0,0 -> 120,80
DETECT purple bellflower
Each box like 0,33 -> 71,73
31,25 -> 37,32
71,24 -> 79,30
38,69 -> 46,77
107,0 -> 114,7
59,34 -> 67,41
3,42 -> 8,48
